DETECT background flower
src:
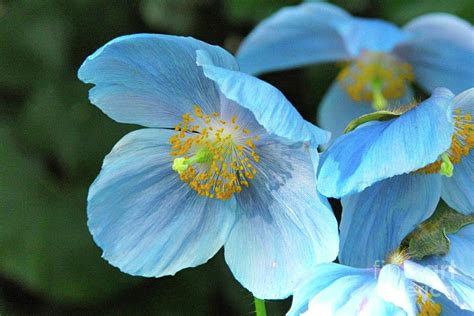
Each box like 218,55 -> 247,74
237,2 -> 474,140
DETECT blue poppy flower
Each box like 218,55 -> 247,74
77,34 -> 338,299
288,223 -> 474,316
317,87 -> 474,268
236,2 -> 474,140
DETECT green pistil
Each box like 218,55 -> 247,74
172,147 -> 213,174
371,79 -> 388,110
439,153 -> 454,177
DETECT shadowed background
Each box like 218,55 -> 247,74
0,0 -> 472,315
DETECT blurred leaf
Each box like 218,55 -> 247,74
224,0 -> 300,24
0,126 -> 138,304
140,0 -> 203,34
382,0 -> 474,24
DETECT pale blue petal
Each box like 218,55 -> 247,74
289,263 -> 404,316
78,34 -> 238,128
342,18 -> 410,56
197,56 -> 330,146
88,129 -> 238,277
339,174 -> 441,268
317,82 -> 414,148
404,260 -> 474,311
224,138 -> 338,299
318,88 -> 454,198
442,151 -> 474,215
377,264 -> 417,316
437,294 -> 474,316
236,2 -> 352,75
420,224 -> 474,280
395,16 -> 474,94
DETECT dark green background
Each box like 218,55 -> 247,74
0,0 -> 472,315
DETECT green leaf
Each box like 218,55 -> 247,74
0,126 -> 138,304
401,202 -> 474,260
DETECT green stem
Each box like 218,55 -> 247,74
254,297 -> 267,316
371,79 -> 388,110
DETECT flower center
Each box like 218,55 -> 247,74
416,286 -> 442,316
385,248 -> 410,265
337,51 -> 414,110
169,106 -> 260,200
417,108 -> 474,176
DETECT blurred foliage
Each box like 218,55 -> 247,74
0,0 -> 472,315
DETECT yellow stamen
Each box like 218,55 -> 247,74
337,51 -> 414,109
385,248 -> 410,265
169,105 -> 260,200
417,108 -> 474,175
416,287 -> 442,316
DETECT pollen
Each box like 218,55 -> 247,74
417,108 -> 474,175
337,51 -> 414,106
416,287 -> 442,316
385,247 -> 410,265
169,105 -> 260,200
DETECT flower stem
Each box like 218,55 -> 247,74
254,297 -> 267,316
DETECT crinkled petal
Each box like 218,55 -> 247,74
88,129 -> 238,277
224,137 -> 338,299
436,294 -> 474,316
318,88 -> 454,198
197,53 -> 330,146
317,82 -> 414,148
342,18 -> 410,56
377,264 -> 417,316
395,16 -> 474,94
236,2 -> 352,75
78,34 -> 238,128
404,260 -> 474,311
339,174 -> 441,268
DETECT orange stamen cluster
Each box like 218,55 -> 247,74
337,51 -> 414,102
417,108 -> 474,174
169,106 -> 260,200
416,287 -> 442,316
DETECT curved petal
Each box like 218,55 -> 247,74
442,151 -> 474,215
342,18 -> 410,56
317,82 -> 414,148
395,16 -> 474,94
377,264 -> 417,316
318,88 -> 454,198
436,294 -> 474,316
197,54 -> 330,146
339,174 -> 441,268
224,138 -> 338,299
236,2 -> 352,75
404,260 -> 474,311
78,34 -> 238,128
420,224 -> 474,280
441,88 -> 474,214
88,128 -> 238,277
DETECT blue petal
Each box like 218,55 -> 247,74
420,224 -> 474,280
441,88 -> 474,214
318,88 -> 454,198
197,56 -> 330,146
317,82 -> 414,148
289,263 -> 403,316
442,151 -> 474,215
339,174 -> 441,268
436,294 -> 474,316
377,264 -> 417,315
342,18 -> 410,56
224,138 -> 338,299
395,15 -> 474,94
88,129 -> 238,277
236,2 -> 352,75
404,260 -> 474,311
78,34 -> 238,128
